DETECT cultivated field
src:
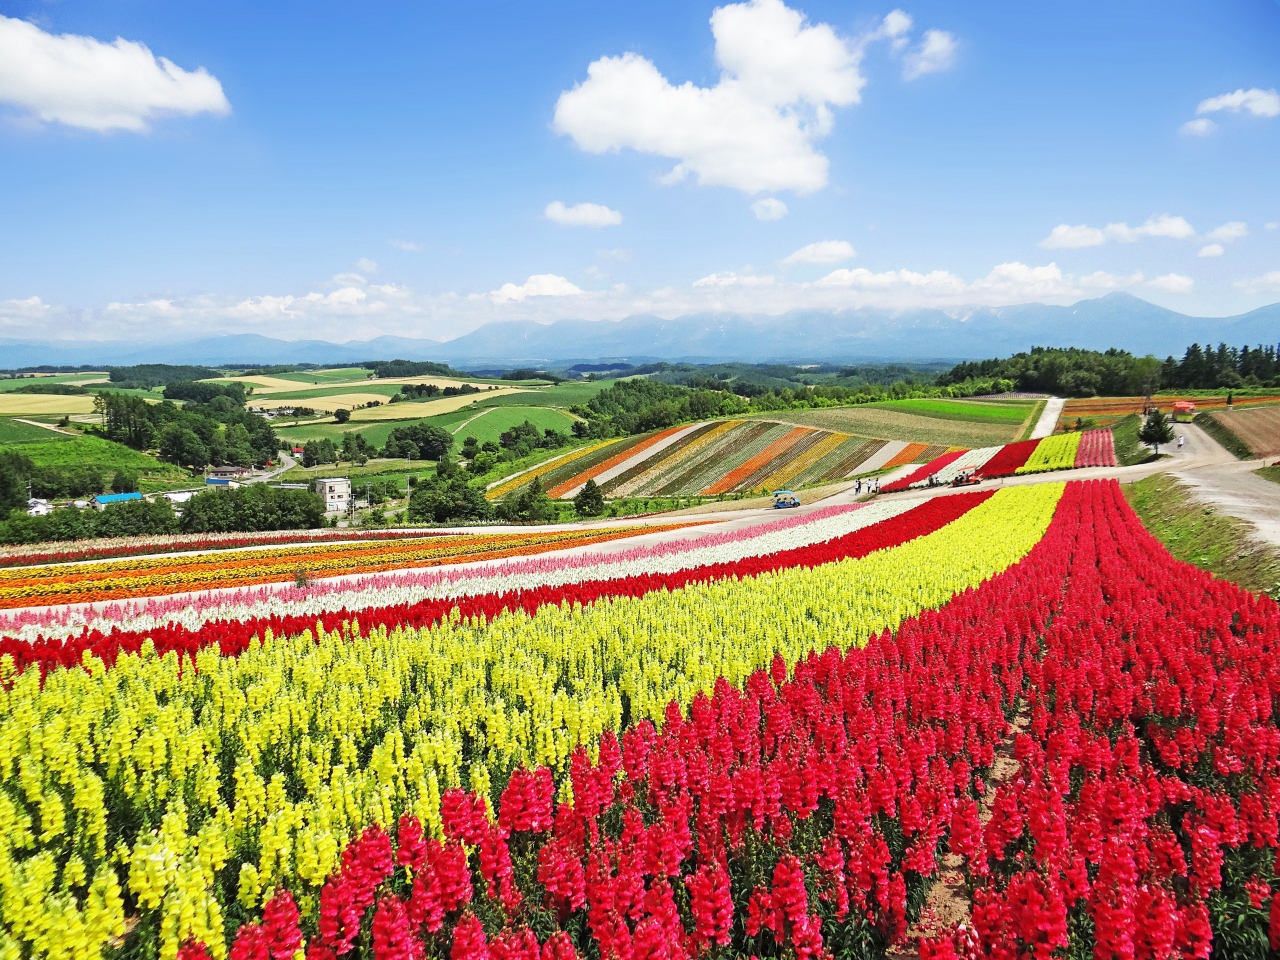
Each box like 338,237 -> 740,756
748,404 -> 1026,446
4,478 -> 1277,959
1208,406 -> 1280,458
1060,393 -> 1280,428
0,393 -> 98,415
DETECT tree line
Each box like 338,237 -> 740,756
939,343 -> 1280,397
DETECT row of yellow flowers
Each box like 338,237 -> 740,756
1016,432 -> 1082,474
0,484 -> 1063,960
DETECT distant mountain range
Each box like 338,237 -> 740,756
4,294 -> 1278,369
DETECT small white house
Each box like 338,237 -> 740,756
318,477 -> 351,514
26,498 -> 53,517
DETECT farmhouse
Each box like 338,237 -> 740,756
89,492 -> 143,511
317,477 -> 351,514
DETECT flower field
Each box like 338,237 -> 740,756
880,430 -> 1114,492
4,475 -> 1279,959
492,420 -> 974,502
0,524 -> 703,610
0,529 -> 452,571
1058,393 -> 1280,429
1014,432 -> 1080,474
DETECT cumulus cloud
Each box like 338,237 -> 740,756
1148,273 -> 1194,293
782,239 -> 855,264
488,274 -> 583,305
1267,222 -> 1278,231
553,0 -> 864,196
1180,118 -> 1215,136
751,198 -> 788,220
693,271 -> 776,287
544,201 -> 623,227
1105,214 -> 1195,242
355,258 -> 379,274
0,15 -> 229,132
1197,87 -> 1280,119
1040,214 -> 1195,249
388,239 -> 421,252
1235,271 -> 1280,294
1040,224 -> 1107,249
1206,221 -> 1248,243
1198,244 -> 1224,258
902,30 -> 957,80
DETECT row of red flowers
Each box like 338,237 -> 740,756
2,492 -> 991,675
923,479 -> 1280,959
177,479 -> 1280,959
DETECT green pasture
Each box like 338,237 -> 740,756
0,419 -> 75,443
0,373 -> 109,392
870,398 -> 1035,422
274,405 -> 577,451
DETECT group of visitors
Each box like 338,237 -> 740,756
854,477 -> 879,495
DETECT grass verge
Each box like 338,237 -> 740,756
1194,412 -> 1253,460
1257,465 -> 1280,486
1124,473 -> 1280,599
1112,414 -> 1159,466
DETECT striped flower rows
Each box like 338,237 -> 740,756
0,524 -> 702,610
495,420 -> 968,502
883,428 -> 1117,492
0,502 -> 905,647
0,484 -> 1060,959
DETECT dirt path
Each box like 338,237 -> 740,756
13,417 -> 77,436
1171,424 -> 1280,549
1029,397 -> 1065,439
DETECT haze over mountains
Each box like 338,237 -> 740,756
4,294 -> 1279,369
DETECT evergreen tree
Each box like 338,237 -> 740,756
1138,409 -> 1175,455
573,478 -> 605,517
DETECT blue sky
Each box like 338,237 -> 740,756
0,0 -> 1278,344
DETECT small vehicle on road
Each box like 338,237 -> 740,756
772,490 -> 801,509
951,470 -> 981,487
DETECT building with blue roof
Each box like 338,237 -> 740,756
89,492 -> 143,511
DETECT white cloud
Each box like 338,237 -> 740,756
1235,271 -> 1280,294
1180,118 -> 1215,136
1043,214 -> 1196,248
488,274 -> 583,305
782,239 -> 855,264
902,30 -> 957,80
1206,221 -> 1248,243
388,239 -> 421,252
0,15 -> 229,132
0,295 -> 50,316
355,258 -> 379,274
1105,214 -> 1195,242
553,0 -> 864,195
693,271 -> 775,287
751,198 -> 788,220
1197,87 -> 1280,119
1267,222 -> 1278,231
1148,273 -> 1194,293
1198,244 -> 1224,258
544,201 -> 623,227
1040,224 -> 1106,249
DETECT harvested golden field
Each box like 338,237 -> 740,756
349,387 -> 530,420
749,406 -> 1021,447
0,394 -> 98,415
1209,407 -> 1280,458
256,392 -> 393,412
